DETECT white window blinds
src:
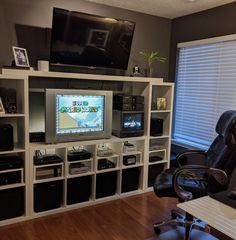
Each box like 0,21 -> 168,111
174,36 -> 236,149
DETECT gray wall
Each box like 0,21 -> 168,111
169,2 -> 236,82
0,0 -> 171,79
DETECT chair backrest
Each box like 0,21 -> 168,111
206,110 -> 236,192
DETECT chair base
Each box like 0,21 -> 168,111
153,210 -> 216,240
149,227 -> 218,240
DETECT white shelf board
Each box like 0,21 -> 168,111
149,135 -> 170,139
34,176 -> 65,184
122,163 -> 144,169
96,167 -> 120,174
0,147 -> 25,155
151,110 -> 171,113
148,160 -> 168,165
122,151 -> 142,156
67,171 -> 95,178
0,183 -> 25,190
0,113 -> 25,118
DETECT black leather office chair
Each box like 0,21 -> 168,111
153,110 -> 236,239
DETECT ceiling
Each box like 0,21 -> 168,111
85,0 -> 236,19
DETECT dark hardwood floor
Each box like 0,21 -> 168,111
0,192 -> 177,240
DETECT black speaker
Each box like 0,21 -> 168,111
0,124 -> 14,151
148,164 -> 164,187
0,88 -> 17,113
121,168 -> 140,193
96,172 -> 117,199
34,180 -> 63,212
0,187 -> 24,220
150,118 -> 163,136
67,176 -> 92,205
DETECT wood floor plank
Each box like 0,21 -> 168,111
0,193 -> 178,240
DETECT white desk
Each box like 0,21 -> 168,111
177,196 -> 236,240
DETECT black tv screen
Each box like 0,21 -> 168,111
50,8 -> 135,70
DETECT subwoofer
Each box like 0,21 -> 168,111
0,124 -> 14,151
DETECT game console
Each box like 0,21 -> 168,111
34,154 -> 62,165
36,166 -> 62,180
97,147 -> 113,157
69,162 -> 89,175
123,155 -> 136,166
123,142 -> 137,153
67,149 -> 91,161
98,159 -> 115,170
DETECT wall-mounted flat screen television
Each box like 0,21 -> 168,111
50,7 -> 136,70
45,89 -> 113,143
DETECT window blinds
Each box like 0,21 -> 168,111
174,37 -> 236,149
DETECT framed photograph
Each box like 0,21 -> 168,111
0,97 -> 5,114
12,46 -> 30,67
156,97 -> 167,110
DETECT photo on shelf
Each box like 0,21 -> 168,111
156,97 -> 167,110
12,46 -> 30,67
0,97 -> 5,114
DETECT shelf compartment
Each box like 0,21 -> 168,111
67,176 -> 92,205
148,164 -> 165,188
121,167 -> 141,193
34,180 -> 63,213
122,151 -> 142,167
68,159 -> 93,176
149,149 -> 166,163
96,171 -> 118,199
0,186 -> 25,221
97,154 -> 119,172
0,169 -> 23,188
34,164 -> 63,181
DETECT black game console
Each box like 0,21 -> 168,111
113,94 -> 144,111
98,159 -> 115,170
123,155 -> 136,165
0,124 -> 14,151
0,156 -> 23,170
29,132 -> 45,142
34,154 -> 62,165
67,149 -> 91,161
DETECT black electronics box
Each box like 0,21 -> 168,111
150,118 -> 163,136
0,155 -> 23,171
0,124 -> 14,151
113,102 -> 144,111
149,156 -> 163,162
34,154 -> 62,165
96,172 -> 117,199
29,132 -> 45,142
0,187 -> 24,220
98,159 -> 115,170
123,155 -> 136,166
34,180 -> 63,212
122,168 -> 140,193
0,171 -> 21,186
67,176 -> 92,205
113,94 -> 144,104
67,149 -> 91,161
113,94 -> 144,111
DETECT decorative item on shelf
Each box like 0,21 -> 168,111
37,60 -> 49,71
12,46 -> 30,68
139,51 -> 166,77
0,97 -> 5,114
156,97 -> 167,110
132,65 -> 142,77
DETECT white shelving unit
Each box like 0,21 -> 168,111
0,69 -> 174,225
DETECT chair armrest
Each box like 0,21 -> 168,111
176,150 -> 207,166
172,165 -> 228,201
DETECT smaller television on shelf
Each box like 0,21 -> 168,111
112,110 -> 144,138
50,7 -> 135,70
45,89 -> 112,143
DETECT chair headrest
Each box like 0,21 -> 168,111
216,110 -> 236,145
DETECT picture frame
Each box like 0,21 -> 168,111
156,97 -> 167,110
0,97 -> 5,114
12,46 -> 30,67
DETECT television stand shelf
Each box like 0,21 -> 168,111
0,69 -> 174,226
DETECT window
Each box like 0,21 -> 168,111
173,34 -> 236,149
